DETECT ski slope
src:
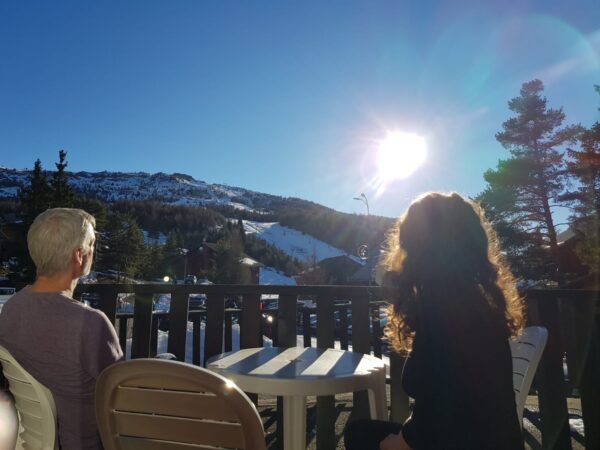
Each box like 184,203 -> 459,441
243,221 -> 363,265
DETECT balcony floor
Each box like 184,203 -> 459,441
257,392 -> 585,450
0,389 -> 585,449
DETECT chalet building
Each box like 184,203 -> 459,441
185,243 -> 219,275
296,255 -> 362,285
557,228 -> 599,289
238,256 -> 261,284
185,243 -> 261,284
347,254 -> 380,285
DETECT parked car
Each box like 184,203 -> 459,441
81,292 -> 101,309
189,294 -> 207,310
184,275 -> 197,285
0,287 -> 16,313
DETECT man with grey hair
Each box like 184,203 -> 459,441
0,208 -> 123,449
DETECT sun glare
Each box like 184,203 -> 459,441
377,131 -> 427,181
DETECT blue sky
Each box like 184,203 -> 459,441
1,1 -> 599,218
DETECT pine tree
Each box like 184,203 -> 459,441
50,150 -> 75,208
482,79 -> 580,280
237,218 -> 246,243
561,86 -> 600,275
19,159 -> 51,225
160,230 -> 187,281
215,232 -> 250,284
99,213 -> 146,279
73,197 -> 108,231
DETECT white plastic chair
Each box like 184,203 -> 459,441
0,345 -> 58,450
95,359 -> 266,450
509,326 -> 548,426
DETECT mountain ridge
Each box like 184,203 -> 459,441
0,167 -> 394,257
0,167 -> 311,213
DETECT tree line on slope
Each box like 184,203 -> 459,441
7,158 -> 304,283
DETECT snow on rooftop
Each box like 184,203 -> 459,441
239,256 -> 261,267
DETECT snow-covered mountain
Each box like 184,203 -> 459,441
0,167 -> 381,267
0,167 -> 281,212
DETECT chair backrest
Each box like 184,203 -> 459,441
509,326 -> 548,426
95,359 -> 266,450
0,345 -> 58,450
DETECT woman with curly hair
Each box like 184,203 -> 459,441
344,192 -> 525,450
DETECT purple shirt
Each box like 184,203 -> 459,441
0,286 -> 123,449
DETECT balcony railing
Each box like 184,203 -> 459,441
69,284 -> 599,450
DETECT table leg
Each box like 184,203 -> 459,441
283,395 -> 307,450
367,371 -> 388,420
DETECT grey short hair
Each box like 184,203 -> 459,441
28,208 -> 96,277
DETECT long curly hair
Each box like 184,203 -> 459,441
382,192 -> 524,354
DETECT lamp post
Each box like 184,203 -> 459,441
353,193 -> 370,261
353,193 -> 370,216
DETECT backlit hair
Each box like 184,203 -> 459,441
28,208 -> 96,277
382,192 -> 524,354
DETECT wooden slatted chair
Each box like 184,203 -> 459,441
509,326 -> 548,426
95,359 -> 266,450
0,345 -> 58,450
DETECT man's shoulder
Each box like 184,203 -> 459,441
78,303 -> 113,327
5,288 -> 109,321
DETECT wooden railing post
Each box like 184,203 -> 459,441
389,352 -> 410,422
150,314 -> 159,357
96,286 -> 118,325
224,310 -> 233,352
371,304 -> 382,358
339,305 -> 349,350
276,294 -> 299,445
167,292 -> 189,362
302,307 -> 312,347
192,312 -> 202,366
528,293 -> 572,450
118,316 -> 128,356
131,293 -> 153,359
240,293 -> 261,349
278,294 -> 298,348
350,293 -> 372,423
580,306 -> 600,449
316,294 -> 336,450
204,293 -> 225,366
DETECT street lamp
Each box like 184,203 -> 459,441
353,193 -> 370,216
353,193 -> 370,261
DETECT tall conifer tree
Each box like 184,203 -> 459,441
20,159 -> 51,225
51,149 -> 75,207
561,86 -> 600,275
100,213 -> 146,279
481,79 -> 580,280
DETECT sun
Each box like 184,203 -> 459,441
377,131 -> 427,181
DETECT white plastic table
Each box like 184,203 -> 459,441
207,346 -> 387,450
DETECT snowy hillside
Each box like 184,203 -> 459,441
0,168 -> 279,212
243,221 -> 363,265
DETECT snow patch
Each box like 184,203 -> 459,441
259,267 -> 296,285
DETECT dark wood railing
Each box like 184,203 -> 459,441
72,284 -> 598,450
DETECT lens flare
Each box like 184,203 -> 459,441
377,131 -> 427,181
